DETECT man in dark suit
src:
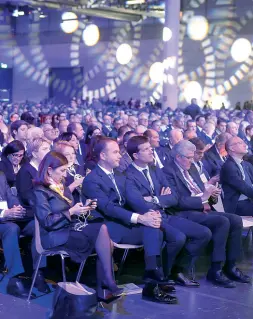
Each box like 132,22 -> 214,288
196,115 -> 206,137
109,117 -> 123,139
82,138 -> 169,283
0,172 -> 47,298
184,98 -> 201,119
67,122 -> 87,164
143,129 -> 171,168
220,136 -> 253,216
102,115 -> 113,137
242,125 -> 253,154
163,140 -> 250,287
125,136 -> 211,287
204,133 -> 232,177
213,118 -> 227,139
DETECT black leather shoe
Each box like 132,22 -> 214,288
207,270 -> 236,288
7,278 -> 36,299
143,268 -> 168,284
97,285 -> 124,302
223,267 -> 251,284
170,272 -> 200,287
142,283 -> 178,304
158,283 -> 176,294
34,270 -> 51,293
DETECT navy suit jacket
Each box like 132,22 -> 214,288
184,104 -> 201,119
125,164 -> 178,213
102,125 -> 113,137
220,156 -> 253,214
163,161 -> 205,212
203,144 -> 224,177
76,140 -> 87,165
82,165 -> 137,242
199,131 -> 213,146
155,146 -> 172,166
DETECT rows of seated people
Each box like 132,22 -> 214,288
0,100 -> 252,304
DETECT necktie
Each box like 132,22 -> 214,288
142,169 -> 155,195
183,170 -> 202,195
108,173 -> 123,205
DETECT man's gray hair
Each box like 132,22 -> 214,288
171,140 -> 196,158
215,132 -> 232,145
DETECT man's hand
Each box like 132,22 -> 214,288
201,184 -> 216,202
211,187 -> 221,198
4,205 -> 26,219
203,203 -> 211,213
208,175 -> 220,185
137,210 -> 161,228
160,187 -> 171,195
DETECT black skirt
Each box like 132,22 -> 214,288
55,222 -> 102,263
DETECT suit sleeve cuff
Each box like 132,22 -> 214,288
131,213 -> 139,224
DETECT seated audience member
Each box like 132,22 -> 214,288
10,113 -> 20,123
199,122 -> 215,146
186,120 -> 197,132
83,135 -> 103,172
82,137 -> 180,303
27,127 -> 44,144
16,138 -> 51,216
184,130 -> 197,140
220,136 -> 253,217
52,114 -> 60,129
20,112 -> 35,128
0,171 -> 49,298
128,115 -> 138,131
143,129 -> 170,168
10,120 -> 28,149
166,129 -> 183,152
53,142 -> 85,204
213,118 -> 227,139
204,133 -> 232,177
118,131 -> 136,173
196,115 -> 206,137
125,136 -> 211,287
42,124 -> 57,145
67,123 -> 86,164
238,121 -> 249,140
0,140 -> 26,188
242,125 -> 253,153
57,132 -> 79,154
109,117 -> 123,139
102,115 -> 113,137
226,121 -> 239,136
58,119 -> 69,134
138,112 -> 149,128
169,115 -> 185,132
85,125 -> 101,145
163,140 -> 250,287
34,151 -> 123,300
135,125 -> 147,136
117,125 -> 131,145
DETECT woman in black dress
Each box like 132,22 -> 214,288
34,151 -> 122,299
0,140 -> 26,189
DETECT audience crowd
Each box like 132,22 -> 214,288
0,96 -> 253,304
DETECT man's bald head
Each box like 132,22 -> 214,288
135,125 -> 147,136
169,129 -> 183,146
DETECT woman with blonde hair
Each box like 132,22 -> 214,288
53,141 -> 85,203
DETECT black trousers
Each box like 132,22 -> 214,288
235,199 -> 253,216
176,210 -> 243,263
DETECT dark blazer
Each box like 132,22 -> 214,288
220,156 -> 253,214
204,144 -> 225,177
109,128 -> 119,139
76,140 -> 87,165
16,162 -> 37,217
155,146 -> 171,166
82,165 -> 136,242
199,132 -> 213,146
34,185 -> 73,249
125,164 -> 178,213
0,157 -> 18,188
102,125 -> 113,137
0,171 -> 19,216
163,160 -> 204,212
184,103 -> 201,119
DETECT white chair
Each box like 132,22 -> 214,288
113,243 -> 143,278
27,217 -> 87,302
241,216 -> 253,245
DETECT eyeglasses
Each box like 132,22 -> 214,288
179,153 -> 194,161
11,153 -> 24,158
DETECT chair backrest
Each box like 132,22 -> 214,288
34,215 -> 45,254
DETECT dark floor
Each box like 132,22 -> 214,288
0,239 -> 253,319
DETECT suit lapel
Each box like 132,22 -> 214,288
189,165 -> 205,192
129,165 -> 154,195
172,162 -> 189,190
96,166 -> 116,193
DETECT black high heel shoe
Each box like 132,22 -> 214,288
97,283 -> 124,302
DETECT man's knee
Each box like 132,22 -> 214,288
1,223 -> 20,238
175,232 -> 186,250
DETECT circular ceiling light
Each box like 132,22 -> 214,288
61,12 -> 79,34
82,24 -> 100,46
149,62 -> 164,83
116,43 -> 133,65
231,38 -> 252,62
163,27 -> 172,42
184,81 -> 202,103
187,16 -> 209,41
211,95 -> 228,110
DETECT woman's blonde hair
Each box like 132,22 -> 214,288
27,138 -> 50,157
53,141 -> 75,154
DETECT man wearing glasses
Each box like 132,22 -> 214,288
163,140 -> 250,288
220,136 -> 253,217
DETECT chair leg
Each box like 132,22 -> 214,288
76,260 -> 86,282
117,249 -> 129,278
27,254 -> 42,302
61,255 -> 67,282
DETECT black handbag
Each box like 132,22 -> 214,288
49,282 -> 98,319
